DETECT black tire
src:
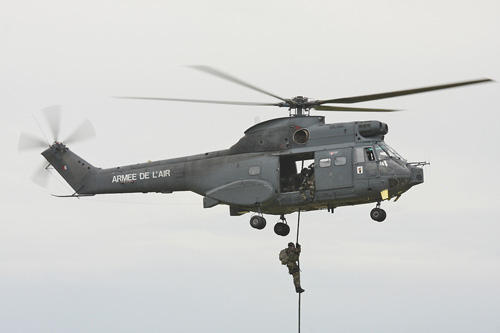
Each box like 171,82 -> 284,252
370,208 -> 387,222
250,216 -> 266,230
256,217 -> 266,229
379,209 -> 387,221
250,216 -> 261,229
274,222 -> 290,236
282,223 -> 290,236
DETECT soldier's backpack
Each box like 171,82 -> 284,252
279,248 -> 289,265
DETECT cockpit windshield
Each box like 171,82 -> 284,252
375,142 -> 406,162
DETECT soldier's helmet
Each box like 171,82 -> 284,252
288,242 -> 295,247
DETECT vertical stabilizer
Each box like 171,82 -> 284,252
41,143 -> 96,193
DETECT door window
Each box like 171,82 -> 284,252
334,156 -> 347,166
319,158 -> 331,168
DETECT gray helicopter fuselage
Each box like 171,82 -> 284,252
42,116 -> 424,216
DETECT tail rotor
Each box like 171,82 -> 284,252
18,106 -> 96,187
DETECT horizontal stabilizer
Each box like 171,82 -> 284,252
51,193 -> 96,198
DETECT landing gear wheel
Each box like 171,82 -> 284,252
250,216 -> 267,230
274,222 -> 290,236
370,208 -> 387,222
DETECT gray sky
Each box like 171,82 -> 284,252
1,1 -> 500,332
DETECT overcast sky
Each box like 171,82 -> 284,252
1,1 -> 500,332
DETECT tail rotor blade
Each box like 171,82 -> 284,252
42,105 -> 62,141
31,161 -> 51,188
18,132 -> 48,152
64,119 -> 96,145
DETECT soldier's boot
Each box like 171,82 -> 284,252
295,286 -> 305,293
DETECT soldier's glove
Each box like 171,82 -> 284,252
296,243 -> 301,248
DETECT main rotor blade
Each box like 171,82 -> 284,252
313,105 -> 399,112
64,119 -> 96,145
18,132 -> 48,151
189,65 -> 290,103
117,96 -> 281,107
42,105 -> 62,140
318,78 -> 493,104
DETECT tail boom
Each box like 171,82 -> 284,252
41,143 -> 187,195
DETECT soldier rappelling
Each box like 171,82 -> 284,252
279,242 -> 305,293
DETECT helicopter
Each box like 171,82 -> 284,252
20,66 -> 492,236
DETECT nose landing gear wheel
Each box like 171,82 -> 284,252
274,222 -> 290,236
370,207 -> 387,222
250,215 -> 267,230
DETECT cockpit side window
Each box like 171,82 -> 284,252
375,146 -> 390,160
365,147 -> 375,161
376,143 -> 406,161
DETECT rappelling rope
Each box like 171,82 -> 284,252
296,209 -> 301,245
296,209 -> 302,333
298,292 -> 301,333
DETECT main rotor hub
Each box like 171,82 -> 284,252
285,96 -> 318,116
292,96 -> 308,104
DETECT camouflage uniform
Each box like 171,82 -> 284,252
285,243 -> 304,293
299,167 -> 315,201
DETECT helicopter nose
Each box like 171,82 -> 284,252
387,162 -> 423,193
409,165 -> 424,186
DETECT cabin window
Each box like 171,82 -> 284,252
334,156 -> 347,166
365,147 -> 376,161
319,158 -> 331,168
248,166 -> 261,176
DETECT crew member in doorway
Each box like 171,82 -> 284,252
299,164 -> 315,200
